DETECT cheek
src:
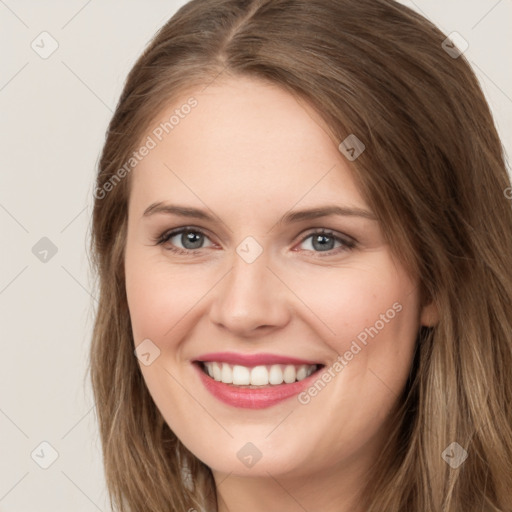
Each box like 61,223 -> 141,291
125,249 -> 208,344
287,259 -> 420,420
288,260 -> 419,351
283,264 -> 419,459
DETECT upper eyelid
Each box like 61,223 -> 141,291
158,226 -> 355,248
158,226 -> 215,245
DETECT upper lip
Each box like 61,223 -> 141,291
194,351 -> 323,367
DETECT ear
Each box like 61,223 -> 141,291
420,300 -> 439,327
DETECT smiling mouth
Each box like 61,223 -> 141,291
195,361 -> 325,388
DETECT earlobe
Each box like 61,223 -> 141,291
420,300 -> 439,327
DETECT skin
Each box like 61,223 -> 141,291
124,76 -> 437,512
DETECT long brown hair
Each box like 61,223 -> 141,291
88,0 -> 512,510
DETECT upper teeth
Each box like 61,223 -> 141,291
202,362 -> 317,386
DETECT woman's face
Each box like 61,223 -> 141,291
124,76 -> 434,482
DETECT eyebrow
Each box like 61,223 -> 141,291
142,202 -> 376,223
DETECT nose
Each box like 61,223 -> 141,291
208,246 -> 291,337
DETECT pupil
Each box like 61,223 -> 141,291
179,232 -> 335,251
313,234 -> 334,251
183,231 -> 203,249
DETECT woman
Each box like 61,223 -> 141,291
89,0 -> 512,510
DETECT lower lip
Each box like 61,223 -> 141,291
193,362 -> 323,409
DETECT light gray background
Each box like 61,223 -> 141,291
1,1 -> 510,510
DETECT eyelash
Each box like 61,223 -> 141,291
153,226 -> 357,257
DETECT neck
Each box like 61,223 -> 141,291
212,452 -> 373,512
208,401 -> 402,512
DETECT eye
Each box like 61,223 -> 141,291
155,226 -> 214,255
296,229 -> 356,256
153,226 -> 357,257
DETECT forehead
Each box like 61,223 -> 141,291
129,76 -> 366,215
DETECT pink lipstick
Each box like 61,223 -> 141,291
192,352 -> 324,409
